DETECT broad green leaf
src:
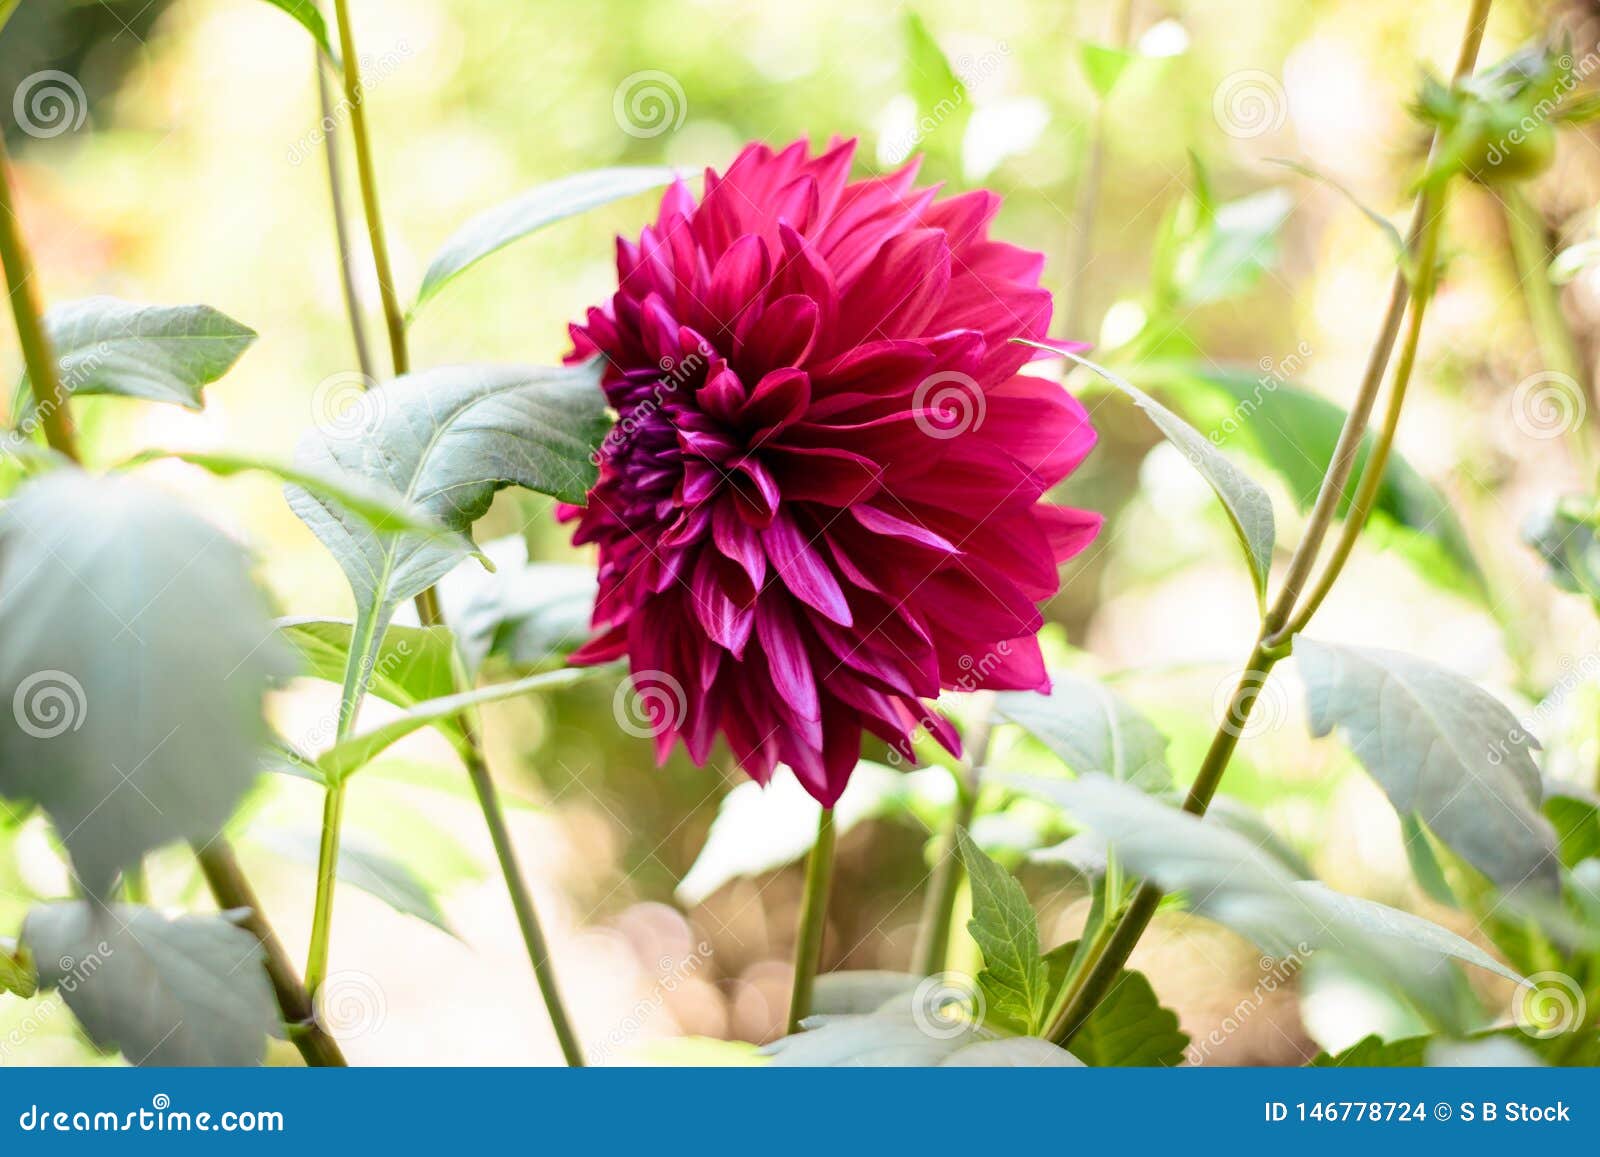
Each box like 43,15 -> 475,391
123,448 -> 457,539
412,168 -> 676,315
316,666 -> 599,783
902,11 -> 970,168
1147,365 -> 1487,603
1172,189 -> 1291,307
0,472 -> 288,893
1080,42 -> 1134,99
1524,496 -> 1600,607
287,361 -> 607,664
1545,783 -> 1600,868
1297,638 -> 1558,892
1316,1028 -> 1600,1067
1005,774 -> 1523,1027
258,826 -> 454,935
1034,345 -> 1275,603
1045,941 -> 1188,1066
256,0 -> 339,62
995,670 -> 1172,791
676,763 -> 907,906
765,1013 -> 987,1066
29,298 -> 255,411
1206,796 -> 1315,879
441,536 -> 596,675
957,829 -> 1049,1035
0,936 -> 35,998
23,902 -> 278,1066
276,618 -> 460,714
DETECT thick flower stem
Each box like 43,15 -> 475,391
912,698 -> 995,976
196,841 -> 348,1067
787,807 -> 837,1033
312,1 -> 585,1063
1,136 -> 339,1066
1049,0 -> 1494,1052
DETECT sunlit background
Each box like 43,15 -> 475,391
0,0 -> 1592,1064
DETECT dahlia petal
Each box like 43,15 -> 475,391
764,445 -> 882,506
762,511 -> 852,626
706,234 -> 770,332
737,294 -> 820,370
756,599 -> 820,722
848,503 -> 958,554
1036,504 -> 1105,563
741,367 -> 811,433
712,498 -> 766,589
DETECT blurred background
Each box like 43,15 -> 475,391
0,0 -> 1592,1065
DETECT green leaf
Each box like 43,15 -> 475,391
957,829 -> 1049,1035
1170,189 -> 1292,307
1005,774 -> 1524,1028
316,665 -> 599,783
939,1037 -> 1083,1066
0,472 -> 288,893
412,168 -> 676,315
994,670 -> 1172,791
441,536 -> 595,675
1080,42 -> 1135,100
765,1013 -> 988,1066
1523,496 -> 1600,607
0,0 -> 20,34
1545,783 -> 1600,867
1554,92 -> 1600,125
1268,158 -> 1406,262
676,763 -> 907,906
1297,637 -> 1559,893
1034,345 -> 1275,604
258,826 -> 454,935
1046,942 -> 1188,1066
122,448 -> 457,539
23,902 -> 278,1066
30,298 -> 255,411
255,0 -> 339,62
1147,364 -> 1488,604
902,12 -> 969,145
276,617 -> 461,715
287,361 -> 607,664
1316,1028 -> 1600,1067
0,936 -> 36,998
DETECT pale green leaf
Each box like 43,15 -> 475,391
957,829 -> 1049,1035
995,670 -> 1172,791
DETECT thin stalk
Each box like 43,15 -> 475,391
787,807 -> 837,1033
0,139 -> 341,1066
317,50 -> 376,382
1500,185 -> 1596,475
1059,0 -> 1136,338
330,0 -> 407,375
1047,0 -> 1493,1053
313,0 -> 585,1062
196,841 -> 347,1067
1278,185 -> 1450,640
1260,0 -> 1492,641
911,697 -> 995,976
0,136 -> 77,457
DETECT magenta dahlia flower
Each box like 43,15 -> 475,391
562,138 -> 1101,805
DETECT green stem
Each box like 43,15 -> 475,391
314,0 -> 586,1064
316,48 -> 376,382
911,697 -> 994,976
1048,0 -> 1494,1053
0,136 -> 78,460
1,138 -> 339,1065
196,840 -> 347,1067
787,807 -> 837,1033
330,0 -> 407,376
